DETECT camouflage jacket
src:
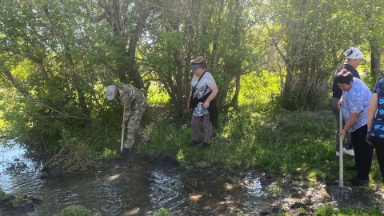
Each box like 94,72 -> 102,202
116,83 -> 147,122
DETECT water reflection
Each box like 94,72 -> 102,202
241,177 -> 264,197
0,142 -> 270,216
0,140 -> 44,195
149,170 -> 185,210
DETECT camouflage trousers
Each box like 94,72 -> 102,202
124,107 -> 149,149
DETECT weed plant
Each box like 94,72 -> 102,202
314,205 -> 382,216
1,72 -> 383,187
53,205 -> 96,216
137,72 -> 383,186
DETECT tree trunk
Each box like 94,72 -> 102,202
230,0 -> 241,108
370,45 -> 381,82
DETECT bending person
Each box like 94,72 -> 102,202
106,83 -> 149,158
335,69 -> 373,185
331,47 -> 363,157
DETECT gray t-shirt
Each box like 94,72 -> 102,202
190,72 -> 216,116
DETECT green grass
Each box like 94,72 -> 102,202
53,205 -> 97,216
0,188 -> 10,200
154,207 -> 172,216
147,84 -> 171,105
137,72 -> 384,186
11,196 -> 23,208
314,205 -> 382,216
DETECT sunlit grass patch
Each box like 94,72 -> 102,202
147,83 -> 170,105
133,72 -> 384,187
53,205 -> 97,216
237,71 -> 280,111
315,205 -> 382,216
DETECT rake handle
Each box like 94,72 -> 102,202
121,109 -> 125,151
339,107 -> 344,187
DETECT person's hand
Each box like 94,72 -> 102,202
203,101 -> 210,109
366,132 -> 374,146
339,129 -> 347,140
338,99 -> 342,109
122,122 -> 126,129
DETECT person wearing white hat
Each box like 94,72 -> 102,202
106,83 -> 149,157
331,47 -> 363,161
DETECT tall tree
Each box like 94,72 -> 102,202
265,0 -> 363,109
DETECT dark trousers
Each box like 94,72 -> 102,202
372,136 -> 384,182
351,125 -> 373,179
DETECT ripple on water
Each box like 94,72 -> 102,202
149,170 -> 186,210
241,177 -> 265,197
1,142 -> 271,215
0,140 -> 44,195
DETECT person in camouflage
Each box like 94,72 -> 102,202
106,83 -> 149,157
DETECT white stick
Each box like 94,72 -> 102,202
339,108 -> 344,187
121,109 -> 125,151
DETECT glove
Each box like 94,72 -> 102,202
366,132 -> 374,146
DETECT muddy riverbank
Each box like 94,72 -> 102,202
1,142 -> 384,215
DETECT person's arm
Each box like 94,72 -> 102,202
338,95 -> 343,109
339,88 -> 362,138
367,93 -> 378,131
203,83 -> 218,109
342,112 -> 359,133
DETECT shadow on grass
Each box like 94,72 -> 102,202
135,107 -> 384,212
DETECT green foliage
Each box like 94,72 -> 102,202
135,72 -> 383,189
147,84 -> 171,105
54,205 -> 93,216
154,207 -> 172,216
45,130 -> 103,173
236,71 -> 280,112
102,148 -> 118,162
0,188 -> 10,200
314,205 -> 382,216
0,0 -> 384,185
11,196 -> 22,208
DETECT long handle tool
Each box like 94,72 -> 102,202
331,108 -> 353,201
120,109 -> 125,151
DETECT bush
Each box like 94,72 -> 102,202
54,205 -> 93,216
0,188 -> 10,200
154,207 -> 172,216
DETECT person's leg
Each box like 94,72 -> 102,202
349,129 -> 359,173
190,115 -> 202,144
202,114 -> 212,149
331,97 -> 341,153
373,137 -> 384,183
358,125 -> 373,179
125,107 -> 147,149
344,131 -> 352,150
351,125 -> 373,185
134,107 -> 149,142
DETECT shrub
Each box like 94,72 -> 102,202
154,207 -> 172,216
54,205 -> 92,216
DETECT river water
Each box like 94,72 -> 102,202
0,140 -> 272,216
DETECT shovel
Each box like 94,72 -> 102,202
331,108 -> 352,201
120,109 -> 125,151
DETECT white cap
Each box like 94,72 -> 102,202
344,47 -> 363,59
106,85 -> 116,100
